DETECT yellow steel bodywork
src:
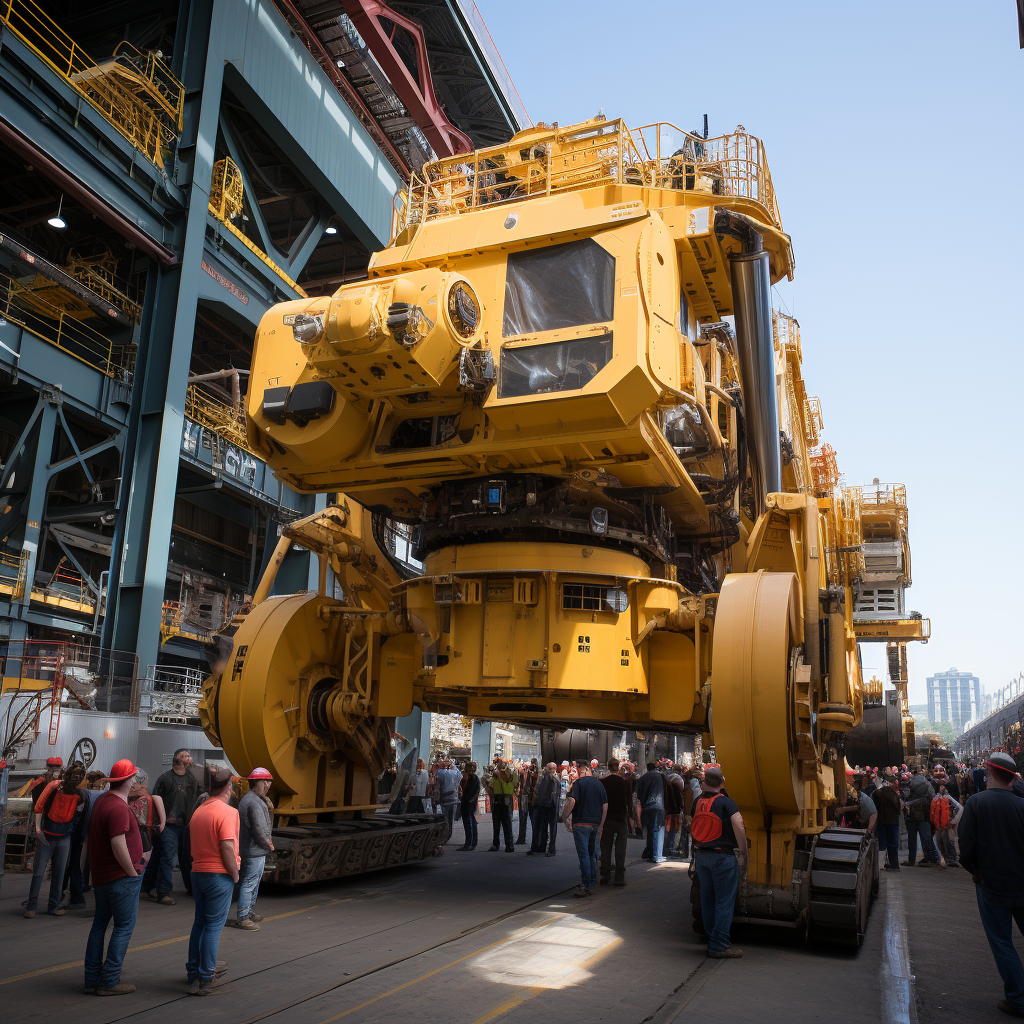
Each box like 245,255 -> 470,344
199,118 -> 916,921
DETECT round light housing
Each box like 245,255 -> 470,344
446,281 -> 479,339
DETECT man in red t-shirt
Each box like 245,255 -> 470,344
83,759 -> 145,996
186,767 -> 240,995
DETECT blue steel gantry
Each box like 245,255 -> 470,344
0,0 -> 522,721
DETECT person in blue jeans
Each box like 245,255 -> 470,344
84,758 -> 147,996
186,767 -> 240,995
235,767 -> 275,929
143,749 -> 199,903
960,752 -> 1024,1018
25,761 -> 86,917
635,763 -> 667,863
559,764 -> 607,896
692,766 -> 747,959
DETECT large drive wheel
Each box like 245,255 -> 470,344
711,571 -> 804,826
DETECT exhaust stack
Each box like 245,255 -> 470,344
715,209 -> 782,518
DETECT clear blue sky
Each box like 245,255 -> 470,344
478,0 -> 1024,705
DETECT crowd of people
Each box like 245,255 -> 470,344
18,749 -> 275,997
835,759 -> 980,869
20,742 -> 1024,1007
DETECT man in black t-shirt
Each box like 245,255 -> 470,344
635,763 -> 666,863
692,766 -> 747,959
599,759 -> 630,885
961,752 -> 1024,1016
560,765 -> 607,897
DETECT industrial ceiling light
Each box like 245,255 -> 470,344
324,224 -> 338,235
47,195 -> 67,229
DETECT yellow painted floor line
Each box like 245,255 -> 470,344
316,916 -> 562,1024
0,897 -> 349,987
468,936 -> 624,1024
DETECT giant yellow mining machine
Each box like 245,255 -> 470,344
200,116 -> 917,943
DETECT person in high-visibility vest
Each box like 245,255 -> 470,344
486,758 -> 515,852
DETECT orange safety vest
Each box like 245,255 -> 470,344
930,795 -> 953,831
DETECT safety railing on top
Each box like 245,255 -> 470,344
859,482 -> 909,530
0,1 -> 183,167
0,265 -> 135,381
393,118 -> 781,235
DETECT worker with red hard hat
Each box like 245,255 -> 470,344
83,759 -> 147,996
234,768 -> 275,931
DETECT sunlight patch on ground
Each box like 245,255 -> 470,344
470,913 -> 620,990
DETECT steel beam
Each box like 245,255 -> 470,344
853,619 -> 931,642
104,0 -> 220,669
17,400 -> 58,612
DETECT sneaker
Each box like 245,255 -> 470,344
998,1000 -> 1024,1017
187,979 -> 202,996
23,909 -> 35,919
68,901 -> 87,910
882,864 -> 900,871
235,918 -> 260,931
47,908 -> 66,916
901,860 -> 915,867
544,851 -> 555,857
708,947 -> 743,959
572,885 -> 591,898
154,894 -> 177,905
97,983 -> 136,995
525,851 -> 538,856
456,845 -> 472,851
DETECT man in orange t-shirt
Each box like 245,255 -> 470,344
185,768 -> 239,995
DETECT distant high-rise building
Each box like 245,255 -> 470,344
926,668 -> 982,733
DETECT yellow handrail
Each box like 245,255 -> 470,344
0,266 -> 135,380
395,117 -> 781,235
185,381 -> 260,457
0,0 -> 183,167
207,157 -> 308,297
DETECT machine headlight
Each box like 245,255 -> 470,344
283,313 -> 324,345
446,281 -> 479,339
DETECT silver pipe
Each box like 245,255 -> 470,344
716,210 -> 781,517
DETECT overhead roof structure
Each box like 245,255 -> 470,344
276,0 -> 527,172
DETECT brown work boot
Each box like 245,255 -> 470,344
708,947 -> 743,959
47,907 -> 66,916
96,983 -> 136,996
197,974 -> 228,995
23,909 -> 35,919
235,917 -> 260,931
248,913 -> 263,923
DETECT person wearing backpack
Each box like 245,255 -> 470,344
24,761 -> 87,917
691,766 -> 747,959
930,781 -> 962,868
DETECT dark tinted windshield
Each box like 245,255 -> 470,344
503,239 -> 615,337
